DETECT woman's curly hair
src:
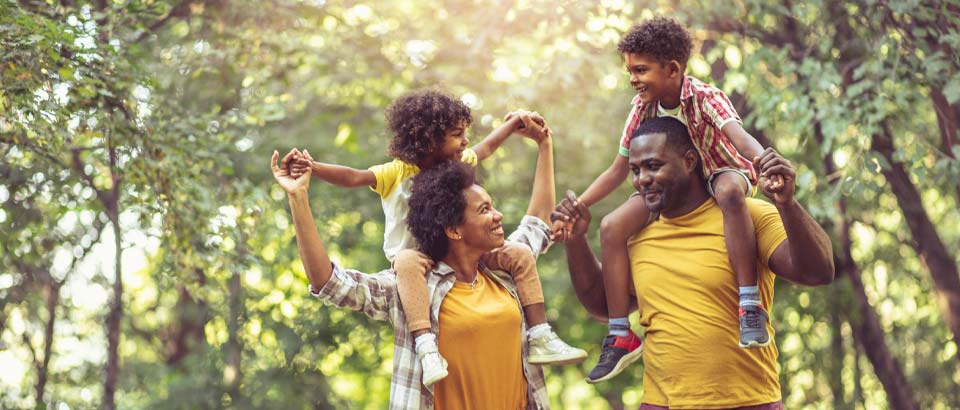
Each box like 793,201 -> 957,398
386,89 -> 473,165
618,17 -> 693,66
407,161 -> 476,261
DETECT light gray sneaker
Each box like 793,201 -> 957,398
418,348 -> 449,387
528,330 -> 588,365
739,305 -> 771,348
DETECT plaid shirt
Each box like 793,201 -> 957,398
618,75 -> 757,183
311,216 -> 552,410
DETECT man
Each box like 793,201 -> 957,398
555,117 -> 834,409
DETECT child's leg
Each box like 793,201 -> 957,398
585,195 -> 649,384
481,242 -> 587,365
710,171 -> 769,348
395,254 -> 433,334
599,194 -> 650,324
394,250 -> 448,385
481,242 -> 546,326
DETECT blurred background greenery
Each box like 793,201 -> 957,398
2,0 -> 959,408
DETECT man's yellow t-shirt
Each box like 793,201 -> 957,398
434,270 -> 528,410
628,198 -> 787,409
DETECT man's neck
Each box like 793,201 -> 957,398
660,181 -> 710,219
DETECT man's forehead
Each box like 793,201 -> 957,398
629,132 -> 668,161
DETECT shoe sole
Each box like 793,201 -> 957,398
528,351 -> 588,365
422,369 -> 449,387
585,346 -> 644,384
739,339 -> 771,348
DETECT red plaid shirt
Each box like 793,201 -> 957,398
618,76 -> 757,183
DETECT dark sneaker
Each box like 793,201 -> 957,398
585,329 -> 643,384
739,305 -> 771,348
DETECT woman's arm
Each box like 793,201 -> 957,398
525,130 -> 555,222
273,150 -> 334,289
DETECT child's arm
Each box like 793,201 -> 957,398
289,155 -> 377,189
525,128 -> 555,223
721,122 -> 765,162
577,154 -> 630,207
471,116 -> 526,162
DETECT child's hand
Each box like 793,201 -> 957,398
753,148 -> 795,206
549,218 -> 573,243
504,109 -> 548,143
287,151 -> 313,179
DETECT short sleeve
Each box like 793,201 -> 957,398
368,159 -> 416,198
619,104 -> 643,157
700,88 -> 742,131
460,148 -> 478,166
748,199 -> 787,265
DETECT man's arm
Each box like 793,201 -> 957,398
577,154 -> 629,207
755,148 -> 835,285
554,191 -> 637,319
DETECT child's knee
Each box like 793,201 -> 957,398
713,178 -> 747,210
600,211 -> 631,241
500,242 -> 536,267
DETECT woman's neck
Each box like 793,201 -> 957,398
441,247 -> 483,283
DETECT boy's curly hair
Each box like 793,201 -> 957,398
407,161 -> 476,261
618,17 -> 693,66
386,89 -> 473,165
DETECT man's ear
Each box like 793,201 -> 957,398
683,149 -> 700,173
444,226 -> 461,241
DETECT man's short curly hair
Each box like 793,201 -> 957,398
618,17 -> 693,67
386,89 -> 473,165
407,161 -> 476,260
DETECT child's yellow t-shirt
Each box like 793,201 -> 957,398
368,149 -> 478,261
628,198 -> 787,408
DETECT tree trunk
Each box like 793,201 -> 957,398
103,209 -> 122,410
35,281 -> 60,406
225,268 -> 245,408
817,124 -> 918,409
929,88 -> 960,200
828,293 -> 846,409
836,198 -> 919,410
872,123 -> 960,370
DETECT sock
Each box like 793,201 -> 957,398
739,285 -> 761,308
527,323 -> 552,340
608,317 -> 630,337
414,333 -> 438,355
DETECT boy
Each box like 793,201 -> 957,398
569,17 -> 774,383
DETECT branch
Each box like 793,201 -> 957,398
134,0 -> 196,43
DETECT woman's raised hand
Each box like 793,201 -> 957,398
271,148 -> 313,194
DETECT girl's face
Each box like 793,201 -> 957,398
436,121 -> 469,161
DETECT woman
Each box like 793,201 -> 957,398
270,142 -> 559,409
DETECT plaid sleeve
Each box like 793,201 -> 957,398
310,262 -> 400,323
700,88 -> 742,131
506,215 -> 552,257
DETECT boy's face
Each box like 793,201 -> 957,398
437,121 -> 469,161
624,52 -> 681,105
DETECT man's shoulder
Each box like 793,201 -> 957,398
746,197 -> 778,215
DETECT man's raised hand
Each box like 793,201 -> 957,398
753,148 -> 796,206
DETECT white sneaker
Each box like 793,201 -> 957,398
418,348 -> 449,387
528,330 -> 587,365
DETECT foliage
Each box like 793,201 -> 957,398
1,0 -> 958,409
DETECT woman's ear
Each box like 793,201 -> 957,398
445,226 -> 462,241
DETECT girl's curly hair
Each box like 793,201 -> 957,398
407,160 -> 476,261
386,89 -> 473,165
618,17 -> 693,67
